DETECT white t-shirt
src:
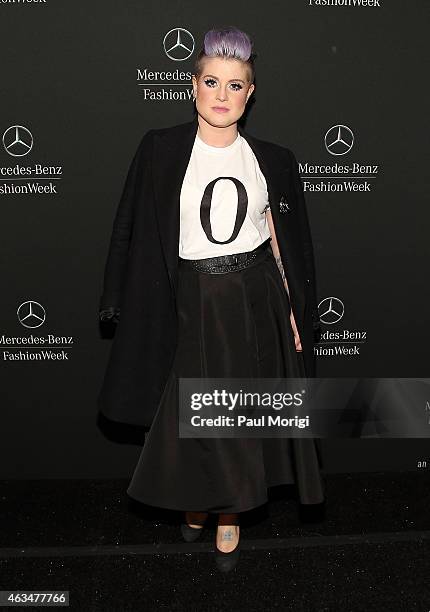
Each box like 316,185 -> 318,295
179,130 -> 271,259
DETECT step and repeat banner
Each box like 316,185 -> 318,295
1,1 -> 428,478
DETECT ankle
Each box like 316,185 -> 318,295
185,510 -> 208,527
217,524 -> 239,534
186,510 -> 208,518
217,512 -> 240,526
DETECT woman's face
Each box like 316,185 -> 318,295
192,56 -> 255,129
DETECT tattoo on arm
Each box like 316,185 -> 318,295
275,255 -> 286,284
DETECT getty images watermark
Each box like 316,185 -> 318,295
178,378 -> 430,438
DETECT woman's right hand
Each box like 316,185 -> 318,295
290,310 -> 302,352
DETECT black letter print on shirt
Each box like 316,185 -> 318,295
200,177 -> 247,245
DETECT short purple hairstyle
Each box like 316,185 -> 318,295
194,26 -> 256,84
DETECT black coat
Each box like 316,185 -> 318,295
98,114 -> 322,427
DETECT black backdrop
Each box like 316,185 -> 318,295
1,0 -> 428,478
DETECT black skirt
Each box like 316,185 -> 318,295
127,242 -> 325,513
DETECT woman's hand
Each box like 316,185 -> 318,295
290,310 -> 303,352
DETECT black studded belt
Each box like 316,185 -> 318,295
179,238 -> 272,274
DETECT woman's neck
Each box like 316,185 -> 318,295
196,118 -> 238,148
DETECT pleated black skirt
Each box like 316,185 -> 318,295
127,242 -> 325,513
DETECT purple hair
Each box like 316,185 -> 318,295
194,26 -> 256,83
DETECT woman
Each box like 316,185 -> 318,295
99,26 -> 325,573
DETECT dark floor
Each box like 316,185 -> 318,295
1,472 -> 429,611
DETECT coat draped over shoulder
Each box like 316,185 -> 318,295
98,117 -> 321,427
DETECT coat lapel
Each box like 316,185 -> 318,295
152,116 -> 198,299
151,114 -> 301,312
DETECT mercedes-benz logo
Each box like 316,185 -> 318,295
318,297 -> 345,325
3,125 -> 34,157
163,28 -> 195,61
324,125 -> 354,156
17,301 -> 46,329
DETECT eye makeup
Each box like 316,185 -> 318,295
203,77 -> 244,91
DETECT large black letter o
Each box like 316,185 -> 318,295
200,177 -> 248,244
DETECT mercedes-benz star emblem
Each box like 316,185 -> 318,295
318,297 -> 345,325
324,125 -> 354,156
3,125 -> 34,157
17,301 -> 46,329
163,28 -> 195,61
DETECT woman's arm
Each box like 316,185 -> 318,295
265,209 -> 303,352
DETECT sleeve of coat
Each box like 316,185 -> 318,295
288,148 -> 322,344
98,129 -> 153,324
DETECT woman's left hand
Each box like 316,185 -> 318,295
290,310 -> 303,352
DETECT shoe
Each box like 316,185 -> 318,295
180,522 -> 205,542
215,526 -> 241,572
180,512 -> 208,543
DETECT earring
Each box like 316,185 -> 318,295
192,92 -> 196,102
